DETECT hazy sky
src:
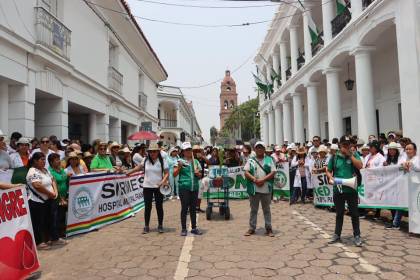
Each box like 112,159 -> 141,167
127,0 -> 278,142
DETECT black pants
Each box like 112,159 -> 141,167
179,189 -> 198,230
29,199 -> 59,244
143,188 -> 164,227
333,191 -> 360,237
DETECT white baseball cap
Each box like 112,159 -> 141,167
181,142 -> 192,150
330,144 -> 339,150
254,141 -> 265,148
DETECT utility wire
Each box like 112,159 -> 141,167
134,0 -> 280,8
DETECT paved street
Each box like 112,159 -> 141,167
39,200 -> 420,280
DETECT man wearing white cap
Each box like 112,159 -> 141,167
244,141 -> 276,237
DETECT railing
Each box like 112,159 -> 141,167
363,0 -> 374,9
108,66 -> 123,94
138,92 -> 148,109
159,119 -> 177,128
311,31 -> 324,56
297,51 -> 305,70
286,66 -> 292,80
331,7 -> 352,37
35,7 -> 71,60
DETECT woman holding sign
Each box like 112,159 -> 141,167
173,142 -> 203,236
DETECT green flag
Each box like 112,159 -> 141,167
336,0 -> 347,15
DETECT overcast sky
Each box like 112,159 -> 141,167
127,0 -> 278,142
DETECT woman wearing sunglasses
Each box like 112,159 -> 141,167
90,142 -> 113,172
30,136 -> 54,168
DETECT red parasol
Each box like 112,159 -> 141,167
128,131 -> 159,141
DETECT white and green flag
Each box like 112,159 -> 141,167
308,14 -> 319,45
336,0 -> 347,15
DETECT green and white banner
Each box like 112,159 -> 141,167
273,163 -> 290,199
336,0 -> 347,15
312,173 -> 334,206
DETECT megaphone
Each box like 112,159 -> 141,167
330,177 -> 357,189
159,185 -> 172,196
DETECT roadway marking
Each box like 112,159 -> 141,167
174,214 -> 199,280
292,210 -> 380,274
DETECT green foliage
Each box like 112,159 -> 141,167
209,126 -> 218,146
222,98 -> 260,141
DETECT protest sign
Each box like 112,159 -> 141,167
66,172 -> 145,236
273,163 -> 290,199
0,185 -> 39,280
203,166 -> 249,199
312,173 -> 334,206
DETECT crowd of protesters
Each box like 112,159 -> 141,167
0,128 -> 419,249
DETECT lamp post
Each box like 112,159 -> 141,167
253,110 -> 260,139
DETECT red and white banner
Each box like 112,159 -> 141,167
0,183 -> 40,280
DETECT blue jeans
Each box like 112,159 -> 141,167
392,210 -> 403,227
292,177 -> 307,203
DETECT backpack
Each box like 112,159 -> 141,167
331,154 -> 362,186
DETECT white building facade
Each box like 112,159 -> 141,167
256,0 -> 420,145
157,85 -> 203,146
0,0 -> 167,144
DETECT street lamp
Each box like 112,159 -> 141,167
253,110 -> 260,139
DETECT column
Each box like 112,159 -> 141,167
109,118 -> 121,143
263,112 -> 269,144
8,70 -> 35,137
303,11 -> 312,62
306,82 -> 321,138
322,0 -> 335,44
323,68 -> 343,139
89,113 -> 97,143
272,53 -> 280,88
97,113 -> 109,141
282,100 -> 292,143
395,0 -> 420,144
274,104 -> 284,145
266,62 -> 272,87
176,102 -> 180,128
290,26 -> 299,75
351,0 -> 363,18
0,83 -> 9,135
351,47 -> 377,140
280,41 -> 288,85
34,97 -> 68,139
269,107 -> 276,145
292,92 -> 305,144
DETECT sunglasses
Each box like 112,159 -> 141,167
41,140 -> 49,144
98,148 -> 107,151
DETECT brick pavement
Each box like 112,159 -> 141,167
38,199 -> 420,280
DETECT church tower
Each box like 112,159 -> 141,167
219,70 -> 238,129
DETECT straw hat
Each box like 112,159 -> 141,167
297,147 -> 306,155
148,143 -> 160,151
360,144 -> 370,151
192,144 -> 201,150
16,138 -> 30,145
318,145 -> 328,154
387,142 -> 399,150
67,152 -> 79,159
109,142 -> 120,149
121,147 -> 131,153
83,151 -> 94,158
266,146 -> 273,152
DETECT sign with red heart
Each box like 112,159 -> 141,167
0,185 -> 39,280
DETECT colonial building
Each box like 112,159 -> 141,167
256,0 -> 420,145
157,85 -> 203,146
0,0 -> 167,144
219,70 -> 238,129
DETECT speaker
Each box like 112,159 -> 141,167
159,185 -> 172,196
333,177 -> 357,189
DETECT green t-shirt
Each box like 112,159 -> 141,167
49,167 -> 68,198
177,159 -> 201,192
90,155 -> 113,170
327,151 -> 361,194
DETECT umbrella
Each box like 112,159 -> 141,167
128,131 -> 159,141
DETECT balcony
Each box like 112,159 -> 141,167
363,0 -> 374,9
286,66 -> 292,80
331,7 -> 352,37
108,66 -> 123,94
35,7 -> 71,60
138,92 -> 148,109
159,119 -> 177,129
311,31 -> 324,56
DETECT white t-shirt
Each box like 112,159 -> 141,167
244,157 -> 276,194
364,153 -> 386,169
142,157 -> 169,188
26,167 -> 54,203
133,153 -> 144,166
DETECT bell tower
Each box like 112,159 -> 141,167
219,70 -> 238,129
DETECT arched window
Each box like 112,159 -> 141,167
230,101 -> 234,109
224,100 -> 228,109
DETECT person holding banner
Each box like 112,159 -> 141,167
244,141 -> 276,237
326,136 -> 363,247
127,143 -> 169,234
173,142 -> 203,236
402,143 -> 420,172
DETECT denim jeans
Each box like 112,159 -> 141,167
392,210 -> 403,227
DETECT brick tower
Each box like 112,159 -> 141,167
219,70 -> 238,129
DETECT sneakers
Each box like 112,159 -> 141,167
354,235 -> 363,247
158,226 -> 164,234
190,228 -> 202,235
244,229 -> 255,236
328,234 -> 341,244
196,208 -> 205,213
143,226 -> 150,234
385,223 -> 400,230
180,229 -> 188,236
265,228 -> 275,237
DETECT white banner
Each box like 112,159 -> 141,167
66,172 -> 145,236
0,185 -> 39,279
273,163 -> 290,198
312,173 -> 334,206
203,166 -> 249,199
409,172 -> 420,234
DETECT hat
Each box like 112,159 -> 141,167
192,144 -> 201,150
121,147 -> 131,153
148,143 -> 160,151
330,144 -> 339,150
339,136 -> 350,145
67,152 -> 79,159
297,147 -> 306,155
309,147 -> 318,154
266,146 -> 273,152
109,142 -> 120,149
274,145 -> 281,151
306,141 -> 313,148
254,141 -> 265,149
60,141 -> 68,147
360,144 -> 370,151
16,138 -> 30,145
318,145 -> 328,154
388,132 -> 396,138
83,151 -> 94,158
168,147 -> 178,155
356,138 -> 365,146
75,150 -> 83,155
181,142 -> 192,150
